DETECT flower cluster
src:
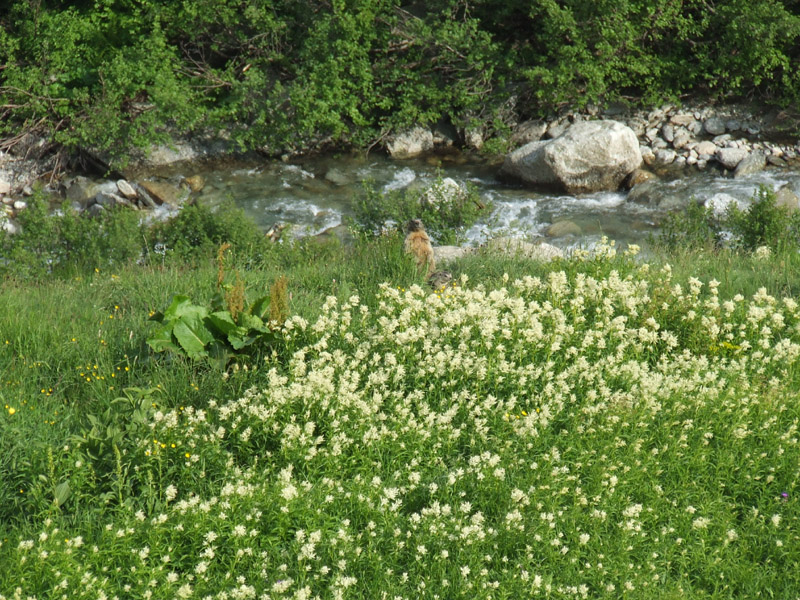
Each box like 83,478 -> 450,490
4,247 -> 800,598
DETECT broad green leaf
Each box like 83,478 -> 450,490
249,295 -> 271,320
54,481 -> 71,507
146,325 -> 180,353
172,320 -> 212,358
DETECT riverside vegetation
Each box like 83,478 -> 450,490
2,1 -> 799,162
2,188 -> 800,598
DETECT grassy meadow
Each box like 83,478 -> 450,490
1,222 -> 800,598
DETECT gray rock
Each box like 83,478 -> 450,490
22,185 -> 33,196
713,134 -> 732,145
625,168 -> 657,188
734,151 -> 767,178
546,119 -> 570,139
138,180 -> 189,207
1,217 -> 18,235
661,124 -> 675,143
386,127 -> 434,159
116,179 -> 138,199
500,120 -> 642,194
726,119 -> 742,132
652,138 -> 669,150
546,220 -> 582,237
670,114 -> 695,126
716,148 -> 748,170
464,129 -> 484,150
0,179 -> 10,195
421,177 -> 465,207
324,168 -> 352,186
776,185 -> 800,212
487,236 -> 564,261
654,149 -> 676,165
672,128 -> 692,149
510,120 -> 547,147
12,200 -> 27,211
434,245 -> 473,264
704,117 -> 726,135
86,203 -> 106,217
695,141 -> 718,156
767,155 -> 788,168
640,146 -> 655,166
645,128 -> 659,143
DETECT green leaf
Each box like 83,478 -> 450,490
172,319 -> 212,358
146,325 -> 180,353
54,481 -> 71,508
249,295 -> 271,320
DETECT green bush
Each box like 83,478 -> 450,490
1,192 -> 143,279
727,185 -> 800,252
145,201 -> 267,263
657,185 -> 800,254
351,177 -> 490,245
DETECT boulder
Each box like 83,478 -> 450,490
695,141 -> 718,157
672,128 -> 692,150
421,177 -> 465,207
500,120 -> 642,194
486,237 -> 564,261
386,127 -> 434,159
734,151 -> 766,178
510,120 -> 547,147
324,168 -> 352,187
434,245 -> 474,264
138,180 -> 189,207
704,117 -> 727,135
625,168 -> 657,189
776,185 -> 800,212
116,179 -> 138,199
183,175 -> 206,192
546,220 -> 582,237
716,148 -> 748,170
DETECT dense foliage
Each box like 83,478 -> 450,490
2,0 -> 799,161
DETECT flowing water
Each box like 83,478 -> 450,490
184,153 -> 800,250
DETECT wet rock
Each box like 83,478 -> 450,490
386,127 -> 434,159
716,148 -> 748,170
734,151 -> 767,178
546,220 -> 582,237
625,168 -> 657,189
500,120 -> 642,194
767,155 -> 788,168
138,180 -> 189,207
183,175 -> 206,192
324,168 -> 352,187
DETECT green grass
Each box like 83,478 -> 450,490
1,237 -> 800,599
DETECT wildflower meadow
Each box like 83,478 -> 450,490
1,239 -> 799,599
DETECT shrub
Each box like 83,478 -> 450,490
1,192 -> 143,279
726,185 -> 800,252
145,201 -> 266,263
654,199 -> 722,252
351,177 -> 490,245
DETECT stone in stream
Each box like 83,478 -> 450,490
776,185 -> 800,212
500,120 -> 642,194
716,147 -> 748,170
486,236 -> 564,261
116,179 -> 138,199
734,151 -> 767,178
546,220 -> 582,238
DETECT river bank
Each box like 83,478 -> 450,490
2,101 -> 800,250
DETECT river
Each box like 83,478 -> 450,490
179,152 -> 800,251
